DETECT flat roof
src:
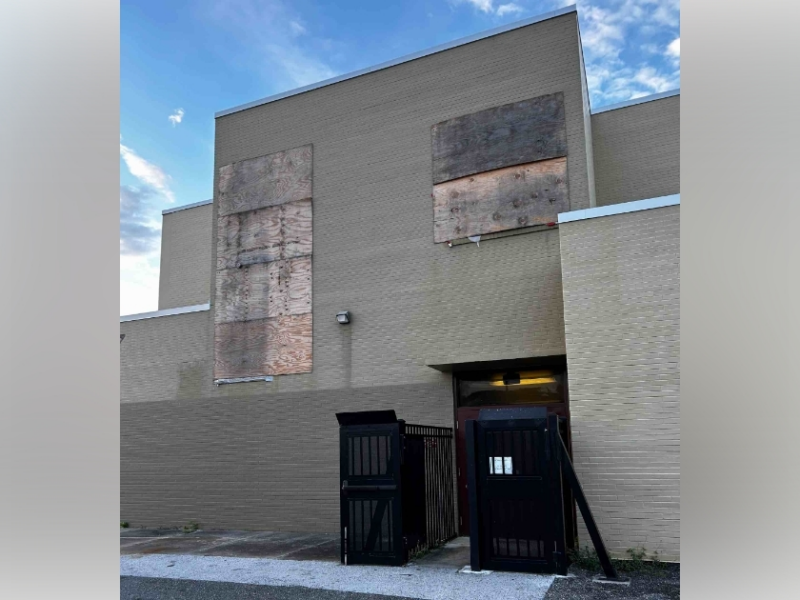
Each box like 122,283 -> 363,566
162,199 -> 213,215
120,303 -> 210,323
591,89 -> 680,115
558,194 -> 680,224
215,5 -> 578,118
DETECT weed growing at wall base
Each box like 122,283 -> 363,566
182,521 -> 200,533
568,546 -> 666,574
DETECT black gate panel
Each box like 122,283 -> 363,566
340,422 -> 404,565
338,412 -> 457,567
472,417 -> 559,573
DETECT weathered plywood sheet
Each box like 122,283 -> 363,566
431,93 -> 566,184
433,157 -> 569,243
214,314 -> 313,379
215,257 -> 311,324
267,257 -> 312,318
216,199 -> 312,270
214,146 -> 313,379
215,263 -> 270,324
218,145 -> 312,216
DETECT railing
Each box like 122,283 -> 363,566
403,424 -> 457,551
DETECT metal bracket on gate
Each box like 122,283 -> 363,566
341,481 -> 398,494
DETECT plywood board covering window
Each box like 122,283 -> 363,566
431,93 -> 567,185
433,157 -> 569,242
431,93 -> 569,242
214,145 -> 313,379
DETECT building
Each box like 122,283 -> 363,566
120,5 -> 680,561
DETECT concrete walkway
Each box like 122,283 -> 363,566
121,530 -> 555,600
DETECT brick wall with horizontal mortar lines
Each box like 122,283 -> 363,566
121,13 -> 588,532
591,96 -> 680,207
158,203 -> 213,309
559,205 -> 680,561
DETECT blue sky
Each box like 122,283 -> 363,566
120,0 -> 679,315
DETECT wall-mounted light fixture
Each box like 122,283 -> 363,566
120,334 -> 126,344
336,311 -> 351,325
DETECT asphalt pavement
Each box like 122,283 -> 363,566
121,576 -> 417,600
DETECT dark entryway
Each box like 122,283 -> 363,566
451,357 -> 573,537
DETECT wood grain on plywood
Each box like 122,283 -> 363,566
432,157 -> 569,243
218,145 -> 312,216
213,314 -> 312,379
431,93 -> 566,185
267,257 -> 311,319
216,199 -> 312,270
215,257 -> 311,324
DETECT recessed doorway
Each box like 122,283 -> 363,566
451,356 -> 573,537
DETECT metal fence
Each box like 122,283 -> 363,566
403,424 -> 457,552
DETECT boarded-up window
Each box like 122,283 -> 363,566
431,93 -> 569,242
214,145 -> 313,379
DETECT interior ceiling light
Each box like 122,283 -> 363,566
489,370 -> 557,386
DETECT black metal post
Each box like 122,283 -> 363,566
547,415 -> 568,575
465,419 -> 482,571
554,423 -> 619,580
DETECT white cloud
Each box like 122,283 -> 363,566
666,37 -> 680,58
119,142 -> 174,203
168,108 -> 184,126
496,3 -> 524,17
576,0 -> 680,105
120,254 -> 160,316
633,65 -> 678,93
119,142 -> 171,314
449,0 -> 495,13
289,20 -> 306,36
208,0 -> 337,88
120,185 -> 161,256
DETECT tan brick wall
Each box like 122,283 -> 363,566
559,205 -> 680,561
120,13 -> 588,531
591,96 -> 680,207
158,203 -> 212,309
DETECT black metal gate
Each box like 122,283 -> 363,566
337,411 -> 456,566
466,412 -> 562,573
466,408 -> 620,579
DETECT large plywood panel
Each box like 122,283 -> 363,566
215,257 -> 312,324
431,93 -> 566,184
216,199 -> 312,270
218,145 -> 312,216
433,157 -> 568,243
214,314 -> 312,379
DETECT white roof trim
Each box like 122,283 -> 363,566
558,194 -> 680,224
120,303 -> 210,323
215,5 -> 577,118
591,89 -> 679,115
162,199 -> 213,215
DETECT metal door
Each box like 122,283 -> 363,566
468,417 -> 564,573
339,422 -> 404,565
